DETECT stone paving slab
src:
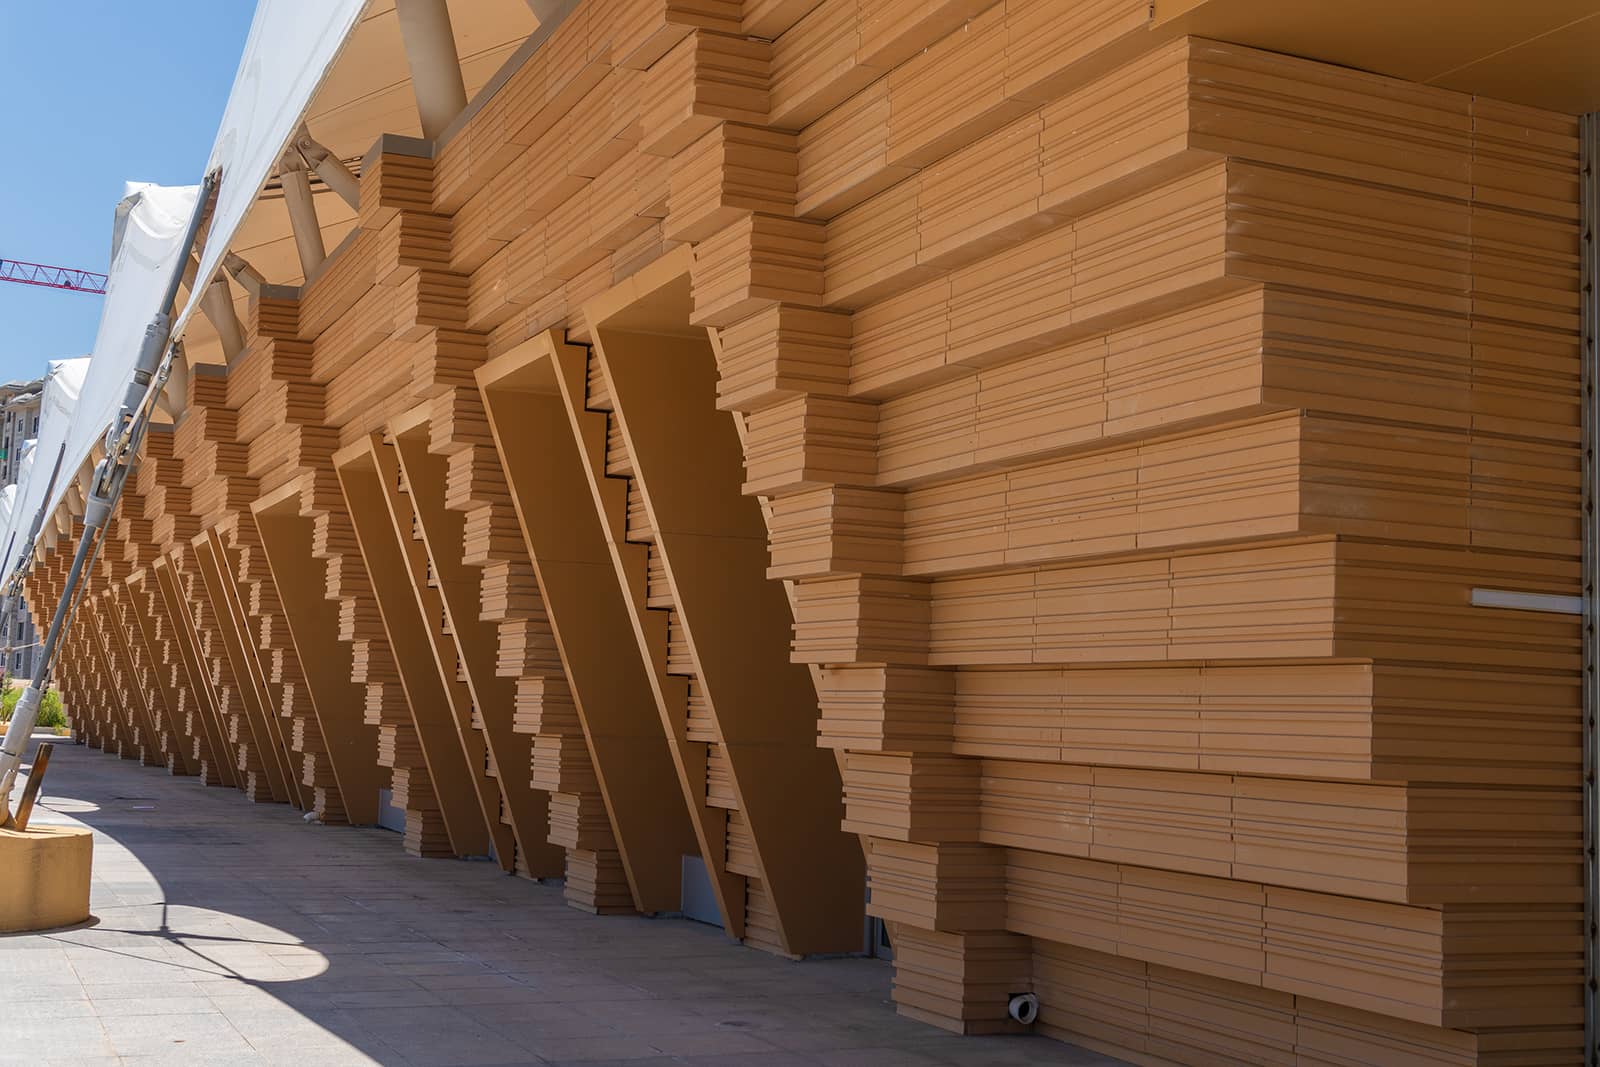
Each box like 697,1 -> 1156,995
1,739 -> 1126,1067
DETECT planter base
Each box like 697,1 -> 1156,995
0,825 -> 92,932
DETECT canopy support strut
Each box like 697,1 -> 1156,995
397,0 -> 468,140
201,275 -> 245,362
280,151 -> 326,278
294,126 -> 360,211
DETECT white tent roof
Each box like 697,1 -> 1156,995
174,0 -> 367,340
0,358 -> 90,582
0,486 -> 16,546
0,179 -> 197,587
2,1 -> 367,586
5,1 -> 543,588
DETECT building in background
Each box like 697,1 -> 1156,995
0,376 -> 43,679
0,377 -> 42,487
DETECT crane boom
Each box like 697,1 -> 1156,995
0,258 -> 107,295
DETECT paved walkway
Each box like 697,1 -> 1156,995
2,738 -> 1123,1067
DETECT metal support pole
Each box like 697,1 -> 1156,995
0,529 -> 21,687
0,519 -> 99,815
0,441 -> 67,691
0,171 -> 216,824
1582,111 -> 1599,1066
396,0 -> 468,140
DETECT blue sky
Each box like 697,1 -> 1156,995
0,4 -> 255,384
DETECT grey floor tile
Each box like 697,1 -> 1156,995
667,1056 -> 822,1067
516,1036 -> 664,1062
0,1016 -> 117,1057
645,1031 -> 784,1057
4,743 -> 1125,1067
91,995 -> 222,1017
98,1010 -> 253,1056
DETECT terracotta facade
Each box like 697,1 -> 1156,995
35,2 -> 1583,1063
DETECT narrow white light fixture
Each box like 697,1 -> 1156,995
1470,588 -> 1583,615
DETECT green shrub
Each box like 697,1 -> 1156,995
0,686 -> 66,729
38,689 -> 65,729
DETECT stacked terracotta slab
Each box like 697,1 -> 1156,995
687,12 -> 1581,1065
24,2 -> 1581,1063
445,387 -> 634,911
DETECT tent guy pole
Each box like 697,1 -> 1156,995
0,442 -> 70,685
0,171 -> 217,824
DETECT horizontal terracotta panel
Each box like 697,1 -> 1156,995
848,753 -> 1578,903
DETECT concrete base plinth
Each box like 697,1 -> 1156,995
0,824 -> 92,932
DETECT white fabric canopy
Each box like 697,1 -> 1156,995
174,0 -> 367,339
0,486 -> 16,546
0,359 -> 90,582
14,438 -> 36,488
4,1 -> 366,586
65,180 -> 200,513
0,182 -> 200,588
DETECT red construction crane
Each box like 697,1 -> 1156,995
0,258 -> 107,295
